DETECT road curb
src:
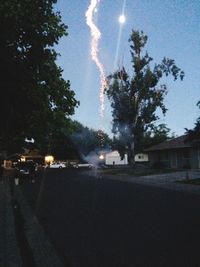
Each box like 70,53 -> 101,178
102,173 -> 200,195
0,182 -> 22,267
14,186 -> 65,267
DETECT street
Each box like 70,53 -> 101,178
20,169 -> 200,267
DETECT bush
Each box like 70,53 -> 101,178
152,161 -> 166,169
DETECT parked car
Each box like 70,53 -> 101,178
73,162 -> 93,169
47,162 -> 66,169
16,161 -> 36,176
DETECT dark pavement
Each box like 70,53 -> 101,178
18,169 -> 200,267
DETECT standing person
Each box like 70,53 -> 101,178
14,166 -> 20,186
0,163 -> 4,184
29,162 -> 36,183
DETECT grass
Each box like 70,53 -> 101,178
97,166 -> 183,177
177,178 -> 200,185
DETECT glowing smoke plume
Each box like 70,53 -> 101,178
85,0 -> 107,119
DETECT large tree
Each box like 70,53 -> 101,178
0,0 -> 79,155
141,123 -> 176,150
185,101 -> 200,141
106,30 -> 184,164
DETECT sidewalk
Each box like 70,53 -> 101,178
0,171 -> 65,267
0,177 -> 22,267
90,169 -> 200,195
111,170 -> 200,195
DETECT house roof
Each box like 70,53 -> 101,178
6,153 -> 22,160
144,135 -> 191,152
106,150 -> 121,157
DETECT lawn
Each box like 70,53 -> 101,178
177,178 -> 200,185
97,166 -> 184,177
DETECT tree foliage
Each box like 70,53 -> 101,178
0,0 -> 79,155
69,121 -> 112,157
28,118 -> 112,160
106,30 -> 184,163
185,101 -> 200,141
141,124 -> 175,149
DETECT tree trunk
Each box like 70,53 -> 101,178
128,134 -> 135,166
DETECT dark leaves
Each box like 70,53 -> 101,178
105,29 -> 184,161
0,0 -> 79,152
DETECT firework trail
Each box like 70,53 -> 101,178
113,0 -> 127,71
85,0 -> 107,119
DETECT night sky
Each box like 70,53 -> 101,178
55,0 -> 200,137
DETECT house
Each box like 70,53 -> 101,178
134,153 -> 149,163
145,135 -> 200,169
5,150 -> 45,167
105,150 -> 128,166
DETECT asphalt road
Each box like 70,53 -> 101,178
21,169 -> 200,267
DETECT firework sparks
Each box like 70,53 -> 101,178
85,0 -> 107,119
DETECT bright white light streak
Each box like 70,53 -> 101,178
113,0 -> 127,71
119,14 -> 126,24
85,0 -> 107,120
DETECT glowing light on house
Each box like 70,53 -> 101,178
99,154 -> 104,160
45,155 -> 54,164
20,156 -> 26,162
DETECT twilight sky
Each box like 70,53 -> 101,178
55,0 -> 200,137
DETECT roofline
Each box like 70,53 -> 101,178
144,145 -> 191,152
144,134 -> 191,152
